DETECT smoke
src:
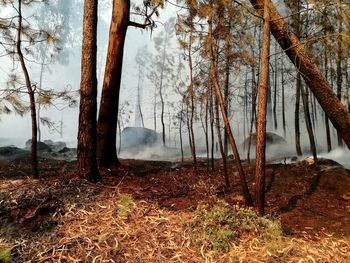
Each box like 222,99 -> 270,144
319,148 -> 350,169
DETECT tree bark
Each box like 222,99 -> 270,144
255,0 -> 270,216
250,0 -> 350,150
97,0 -> 129,167
77,0 -> 100,181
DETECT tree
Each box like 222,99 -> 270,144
0,0 -> 56,179
77,0 -> 100,181
255,0 -> 270,215
176,15 -> 198,171
97,0 -> 161,167
148,18 -> 176,146
16,0 -> 38,179
208,14 -> 253,206
250,0 -> 350,150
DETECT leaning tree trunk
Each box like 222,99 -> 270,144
77,0 -> 100,181
97,0 -> 129,167
208,17 -> 253,206
255,0 -> 270,216
17,0 -> 38,179
250,0 -> 350,150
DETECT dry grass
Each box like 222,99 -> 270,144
0,175 -> 349,262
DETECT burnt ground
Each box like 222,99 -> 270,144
0,156 -> 349,262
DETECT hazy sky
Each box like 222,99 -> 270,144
0,0 -> 349,168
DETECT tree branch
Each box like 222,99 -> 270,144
128,21 -> 150,29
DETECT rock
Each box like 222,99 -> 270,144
243,132 -> 287,149
120,127 -> 159,150
25,139 -> 51,152
44,140 -> 66,152
58,147 -> 70,153
43,139 -> 54,145
0,146 -> 28,157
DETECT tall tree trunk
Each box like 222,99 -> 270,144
301,84 -> 317,161
244,69 -> 249,139
77,0 -> 100,181
250,0 -> 350,150
186,100 -> 193,158
324,42 -> 332,152
97,0 -> 129,167
136,65 -> 145,127
266,73 -> 273,131
294,0 -> 302,156
210,82 -> 215,171
16,0 -> 38,179
224,21 -> 231,156
281,62 -> 286,138
295,73 -> 303,156
208,18 -> 253,206
160,87 -> 166,145
188,33 -> 197,171
346,57 -> 350,112
37,58 -> 45,142
214,96 -> 230,188
336,21 -> 343,147
154,85 -> 157,131
273,42 -> 278,131
255,0 -> 270,215
247,65 -> 257,162
159,36 -> 168,146
117,120 -> 122,154
180,96 -> 185,162
204,92 -> 210,170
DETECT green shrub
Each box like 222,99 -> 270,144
186,200 -> 283,252
117,194 -> 135,219
0,247 -> 11,263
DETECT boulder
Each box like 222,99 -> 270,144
243,132 -> 287,149
0,146 -> 28,157
25,139 -> 51,152
44,140 -> 66,152
120,127 -> 158,150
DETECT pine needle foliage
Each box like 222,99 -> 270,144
0,247 -> 11,263
186,200 -> 283,252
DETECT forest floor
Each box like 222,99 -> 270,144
0,156 -> 350,262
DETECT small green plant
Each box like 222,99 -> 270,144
117,194 -> 135,219
186,200 -> 283,252
0,247 -> 11,263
